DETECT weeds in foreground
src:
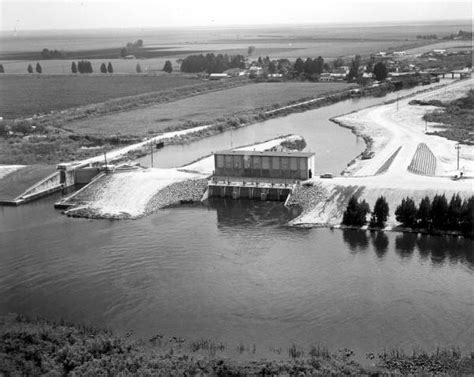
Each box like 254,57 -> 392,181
189,338 -> 225,355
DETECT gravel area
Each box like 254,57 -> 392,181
146,178 -> 208,213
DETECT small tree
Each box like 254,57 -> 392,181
36,62 -> 42,73
294,58 -> 304,75
27,64 -> 33,73
71,61 -> 77,74
342,196 -> 370,226
417,196 -> 432,228
100,63 -> 107,73
0,64 -> 4,73
247,46 -> 256,56
431,194 -> 449,229
370,196 -> 389,228
395,197 -> 417,227
373,62 -> 388,81
136,63 -> 142,73
107,62 -> 113,73
163,60 -> 173,73
460,196 -> 474,235
447,193 -> 463,230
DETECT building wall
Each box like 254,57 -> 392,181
214,153 -> 311,180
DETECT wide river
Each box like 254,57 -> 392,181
1,84 -> 473,360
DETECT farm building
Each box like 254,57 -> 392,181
209,73 -> 229,80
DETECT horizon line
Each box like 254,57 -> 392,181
1,18 -> 472,33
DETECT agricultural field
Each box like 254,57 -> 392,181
64,81 -> 352,135
0,74 -> 202,119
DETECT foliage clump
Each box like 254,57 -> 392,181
342,195 -> 370,226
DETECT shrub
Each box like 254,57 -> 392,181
100,63 -> 107,74
395,197 -> 417,227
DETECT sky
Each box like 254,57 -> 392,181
0,0 -> 472,31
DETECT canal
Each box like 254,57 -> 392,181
1,83 -> 472,359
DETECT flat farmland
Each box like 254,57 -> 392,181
65,82 -> 351,135
0,74 -> 201,119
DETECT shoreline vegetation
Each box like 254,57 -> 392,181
1,314 -> 473,376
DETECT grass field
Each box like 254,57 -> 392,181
0,74 -> 201,119
64,82 -> 352,135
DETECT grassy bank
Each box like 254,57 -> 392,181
0,83 -> 354,165
422,89 -> 474,144
2,314 -> 472,375
62,82 -> 352,135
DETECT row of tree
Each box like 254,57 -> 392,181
395,194 -> 473,233
99,62 -> 114,74
342,196 -> 389,228
70,60 -> 94,73
27,63 -> 42,73
180,53 -> 246,73
120,39 -> 144,58
41,48 -> 65,59
342,194 -> 473,235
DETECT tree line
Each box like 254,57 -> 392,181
395,194 -> 473,234
180,53 -> 246,74
41,48 -> 65,59
342,194 -> 474,235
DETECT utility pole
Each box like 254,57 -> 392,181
396,93 -> 399,112
104,152 -> 108,173
455,143 -> 461,170
425,118 -> 427,132
150,143 -> 154,167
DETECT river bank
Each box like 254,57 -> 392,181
287,79 -> 474,231
2,314 -> 472,376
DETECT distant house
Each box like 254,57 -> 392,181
393,51 -> 406,57
224,68 -> 247,77
330,73 -> 346,81
433,49 -> 447,55
375,52 -> 387,57
319,73 -> 333,81
209,73 -> 229,80
124,55 -> 136,59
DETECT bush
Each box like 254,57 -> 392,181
342,196 -> 370,226
395,197 -> 417,227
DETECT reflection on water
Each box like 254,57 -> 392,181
209,198 -> 301,229
370,231 -> 389,258
342,229 -> 369,253
341,228 -> 473,268
0,197 -> 473,359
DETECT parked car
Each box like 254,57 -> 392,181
320,173 -> 333,179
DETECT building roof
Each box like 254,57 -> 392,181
214,150 -> 315,158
